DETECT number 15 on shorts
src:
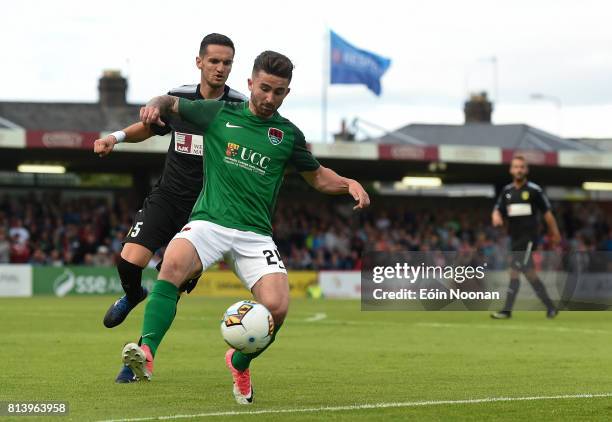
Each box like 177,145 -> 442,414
263,249 -> 285,270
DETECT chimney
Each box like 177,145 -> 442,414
333,118 -> 356,142
464,91 -> 493,123
98,70 -> 127,107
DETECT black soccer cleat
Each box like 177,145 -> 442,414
115,364 -> 137,383
546,308 -> 559,319
103,288 -> 148,328
490,310 -> 512,319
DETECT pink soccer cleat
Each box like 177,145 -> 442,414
122,343 -> 154,381
225,348 -> 253,404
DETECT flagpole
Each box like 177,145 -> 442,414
322,27 -> 329,143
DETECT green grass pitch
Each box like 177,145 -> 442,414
1,296 -> 612,421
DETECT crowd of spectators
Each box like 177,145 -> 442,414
0,193 -> 133,267
1,192 -> 611,270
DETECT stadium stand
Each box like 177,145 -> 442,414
1,76 -> 612,272
1,191 -> 611,270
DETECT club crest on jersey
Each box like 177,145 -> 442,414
226,142 -> 240,157
521,191 -> 530,200
268,128 -> 284,145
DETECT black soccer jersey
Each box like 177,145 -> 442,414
150,84 -> 247,202
494,181 -> 551,243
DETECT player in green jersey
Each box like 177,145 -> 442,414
120,51 -> 370,404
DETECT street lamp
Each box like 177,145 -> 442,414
485,56 -> 498,105
465,56 -> 499,104
530,93 -> 561,108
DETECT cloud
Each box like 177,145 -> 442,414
2,0 -> 611,140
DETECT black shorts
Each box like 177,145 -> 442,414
510,238 -> 537,271
123,191 -> 193,253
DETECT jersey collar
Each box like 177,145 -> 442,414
195,84 -> 228,100
242,101 -> 279,121
512,179 -> 527,190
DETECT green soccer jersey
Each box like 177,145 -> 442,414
178,98 -> 320,236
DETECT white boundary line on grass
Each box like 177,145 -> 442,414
304,312 -> 327,322
95,393 -> 612,422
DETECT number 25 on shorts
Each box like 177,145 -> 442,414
263,249 -> 285,269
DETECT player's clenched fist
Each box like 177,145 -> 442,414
94,135 -> 118,157
139,106 -> 165,126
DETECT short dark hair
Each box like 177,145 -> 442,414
199,33 -> 235,56
252,51 -> 294,82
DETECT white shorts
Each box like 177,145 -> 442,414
172,220 -> 287,290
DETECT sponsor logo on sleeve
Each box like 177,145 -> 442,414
175,132 -> 204,156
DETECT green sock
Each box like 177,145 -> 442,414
140,280 -> 179,357
232,324 -> 282,371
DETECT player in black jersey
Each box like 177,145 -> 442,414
93,34 -> 245,333
95,34 -> 245,383
490,155 -> 562,319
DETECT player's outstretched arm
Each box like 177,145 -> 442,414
301,166 -> 370,210
140,95 -> 180,126
544,210 -> 562,245
93,122 -> 155,157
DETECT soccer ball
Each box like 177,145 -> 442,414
220,300 -> 274,354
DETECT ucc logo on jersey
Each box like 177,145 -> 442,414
268,128 -> 284,145
224,142 -> 271,175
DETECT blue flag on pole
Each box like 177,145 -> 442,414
330,30 -> 391,96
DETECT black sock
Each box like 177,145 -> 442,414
117,257 -> 145,304
503,278 -> 520,312
529,277 -> 555,310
